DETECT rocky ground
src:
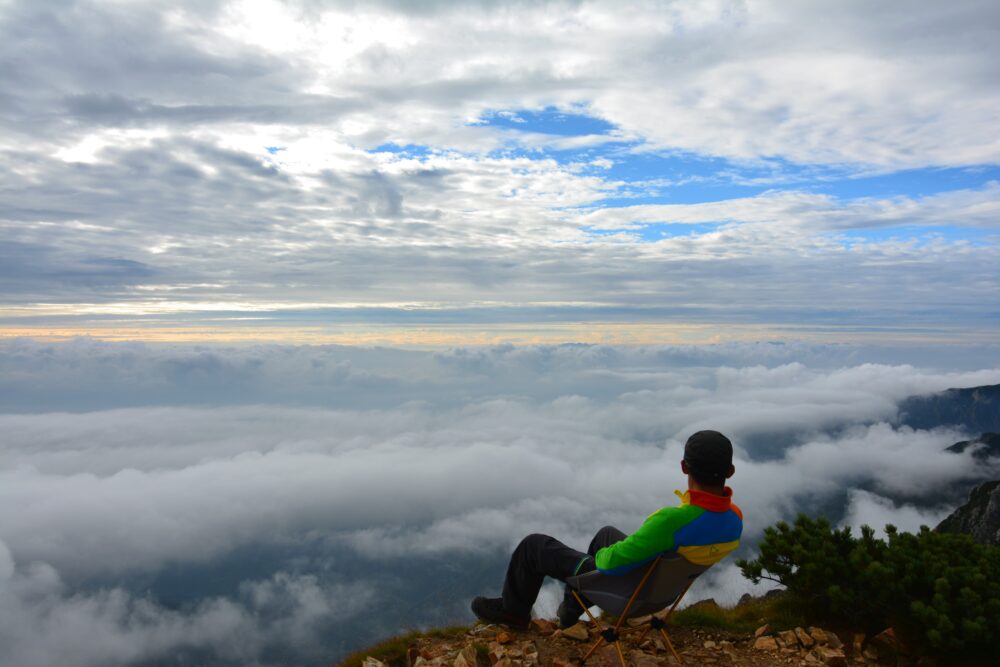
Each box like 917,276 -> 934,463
357,613 -> 927,667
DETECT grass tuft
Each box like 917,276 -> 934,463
670,593 -> 806,633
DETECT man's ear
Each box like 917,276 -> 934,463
726,464 -> 735,479
681,460 -> 690,475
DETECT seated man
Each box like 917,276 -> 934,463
471,430 -> 743,629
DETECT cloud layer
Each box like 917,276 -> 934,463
1,340 -> 998,665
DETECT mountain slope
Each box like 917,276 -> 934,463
935,480 -> 1000,546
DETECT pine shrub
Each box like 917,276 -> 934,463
737,514 -> 1000,660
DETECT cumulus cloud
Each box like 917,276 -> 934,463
0,536 -> 375,667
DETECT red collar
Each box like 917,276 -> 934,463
685,487 -> 733,512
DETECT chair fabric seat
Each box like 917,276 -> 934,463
564,553 -> 709,618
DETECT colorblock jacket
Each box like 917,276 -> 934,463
593,487 -> 743,574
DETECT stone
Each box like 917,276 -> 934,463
813,646 -> 847,666
687,598 -> 720,611
852,633 -> 865,653
365,658 -> 389,667
494,658 -> 512,667
807,627 -> 829,645
454,646 -> 477,667
703,640 -> 717,649
795,627 -> 816,648
520,641 -> 538,665
629,649 -> 660,667
496,631 -> 514,645
488,642 -> 505,665
825,632 -> 843,650
754,624 -> 770,638
552,660 -> 575,667
753,636 -> 779,651
530,619 -> 556,635
627,614 -> 653,627
561,622 -> 590,642
862,646 -> 879,661
871,627 -> 901,654
778,630 -> 799,648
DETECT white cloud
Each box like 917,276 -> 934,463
0,537 -> 375,667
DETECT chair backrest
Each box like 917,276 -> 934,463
565,554 -> 709,618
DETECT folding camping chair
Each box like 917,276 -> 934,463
563,553 -> 709,667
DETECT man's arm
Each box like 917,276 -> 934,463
594,504 -> 702,574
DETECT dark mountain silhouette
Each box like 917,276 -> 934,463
898,384 -> 1000,433
945,433 -> 1000,460
935,480 -> 1000,546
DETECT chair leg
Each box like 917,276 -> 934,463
659,628 -> 682,665
572,590 -> 606,664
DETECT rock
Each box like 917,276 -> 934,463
364,658 -> 389,667
488,642 -> 505,665
754,624 -> 770,638
852,633 -> 865,653
703,640 -> 716,649
753,636 -> 779,651
494,658 -> 512,667
813,646 -> 847,666
629,649 -> 660,667
807,627 -> 829,645
686,598 -> 719,611
454,646 -> 477,667
627,614 -> 653,627
737,593 -> 754,606
795,627 -> 816,648
871,627 -> 901,654
862,645 -> 879,661
562,623 -> 590,642
552,660 -> 575,667
825,632 -> 843,650
778,630 -> 799,648
530,619 -> 556,635
496,631 -> 514,645
520,641 -> 538,665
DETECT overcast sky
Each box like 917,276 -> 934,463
1,0 -> 998,344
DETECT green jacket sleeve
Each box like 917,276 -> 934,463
594,504 -> 702,573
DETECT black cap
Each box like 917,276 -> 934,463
683,430 -> 733,484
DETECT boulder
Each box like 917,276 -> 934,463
454,646 -> 477,667
813,646 -> 847,666
795,627 -> 816,648
807,627 -> 829,645
753,636 -> 779,651
530,619 -> 556,635
364,658 -> 389,667
753,624 -> 770,638
561,623 -> 590,642
778,630 -> 799,648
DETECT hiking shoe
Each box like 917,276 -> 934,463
470,596 -> 530,630
557,599 -> 584,629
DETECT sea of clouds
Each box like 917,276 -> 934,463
2,338 -> 999,667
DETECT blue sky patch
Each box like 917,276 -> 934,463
477,106 -> 616,136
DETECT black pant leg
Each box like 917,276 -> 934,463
501,533 -> 588,617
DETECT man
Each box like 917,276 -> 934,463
471,430 -> 743,630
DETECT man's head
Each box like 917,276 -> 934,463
682,430 -> 735,489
